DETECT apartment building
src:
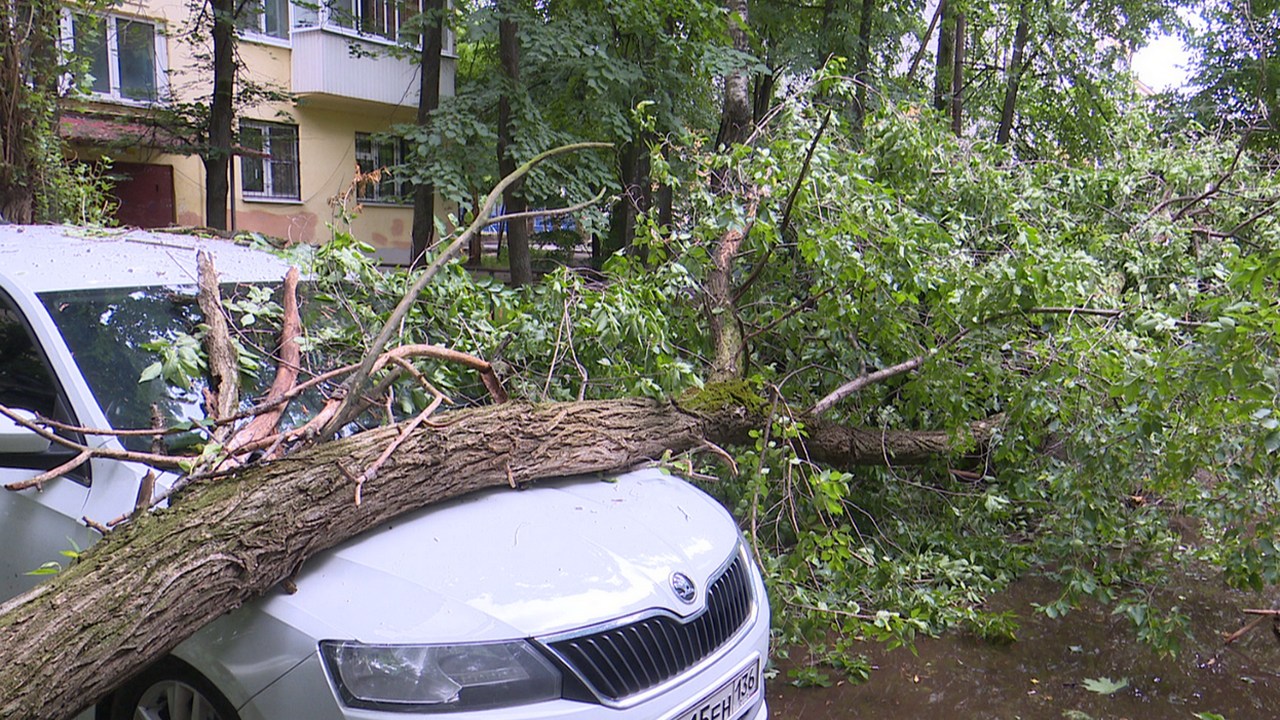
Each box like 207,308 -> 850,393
60,0 -> 455,262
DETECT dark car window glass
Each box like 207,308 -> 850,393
0,295 -> 60,420
40,283 -> 368,454
0,289 -> 87,480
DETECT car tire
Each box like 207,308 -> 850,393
105,657 -> 241,720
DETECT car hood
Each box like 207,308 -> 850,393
261,468 -> 743,643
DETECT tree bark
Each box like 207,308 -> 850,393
950,10 -> 966,136
996,0 -> 1030,146
0,396 -> 988,719
933,0 -> 954,113
0,0 -> 59,224
204,0 -> 235,230
411,0 -> 445,264
751,70 -> 776,126
497,2 -> 532,286
603,140 -> 648,262
852,0 -> 875,130
715,0 -> 752,151
705,201 -> 756,381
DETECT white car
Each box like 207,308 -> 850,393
0,226 -> 769,720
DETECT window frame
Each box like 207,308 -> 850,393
236,0 -> 292,44
321,0 -> 455,51
240,120 -> 302,202
61,11 -> 170,106
354,132 -> 414,206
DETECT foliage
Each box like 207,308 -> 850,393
270,81 -> 1280,667
0,0 -> 120,224
397,0 -> 741,227
37,157 -> 119,226
1184,0 -> 1280,142
60,0 -> 1280,683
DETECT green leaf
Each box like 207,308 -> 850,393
1082,677 -> 1129,695
1264,431 -> 1280,454
25,561 -> 62,576
138,361 -> 163,383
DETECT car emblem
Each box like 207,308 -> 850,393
671,572 -> 697,604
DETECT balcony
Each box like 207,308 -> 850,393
290,26 -> 455,109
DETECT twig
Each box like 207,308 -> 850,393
335,461 -> 363,506
793,602 -> 877,620
776,109 -> 831,245
699,440 -> 738,475
808,303 -> 1190,416
907,1 -> 945,79
81,517 -> 110,535
732,109 -> 832,304
743,287 -> 836,343
482,189 -> 606,227
132,471 -> 157,519
811,328 -> 970,415
1171,136 -> 1252,222
3,450 -> 93,491
0,404 -> 184,474
1224,615 -> 1269,645
1224,196 -> 1280,240
354,393 -> 445,504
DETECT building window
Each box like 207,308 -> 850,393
355,133 -> 413,205
64,13 -> 168,104
319,0 -> 455,49
241,121 -> 300,201
236,0 -> 290,40
325,0 -> 418,42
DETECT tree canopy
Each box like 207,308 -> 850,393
3,0 -> 1280,710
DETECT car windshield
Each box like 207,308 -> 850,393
40,282 -> 354,453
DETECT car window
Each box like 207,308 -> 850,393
41,283 -> 371,454
0,289 -> 87,481
0,294 -> 60,420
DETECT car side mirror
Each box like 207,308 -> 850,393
0,410 -> 52,454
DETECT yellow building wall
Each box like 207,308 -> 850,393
71,0 -> 424,259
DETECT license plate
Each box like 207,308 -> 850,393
675,658 -> 761,720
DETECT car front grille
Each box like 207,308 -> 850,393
542,552 -> 754,703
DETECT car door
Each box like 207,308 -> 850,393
0,289 -> 98,601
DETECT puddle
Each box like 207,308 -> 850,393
768,573 -> 1280,719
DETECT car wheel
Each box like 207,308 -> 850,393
107,658 -> 240,720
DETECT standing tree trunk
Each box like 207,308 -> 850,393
0,0 -> 60,223
602,140 -> 649,263
852,0 -> 875,131
752,71 -> 776,126
411,0 -> 445,264
950,10 -> 966,135
204,0 -> 236,231
933,0 -> 955,113
715,0 -> 752,151
996,0 -> 1030,146
497,1 -> 532,286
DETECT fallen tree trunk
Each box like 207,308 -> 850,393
0,396 -> 986,719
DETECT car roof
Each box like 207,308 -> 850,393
0,225 -> 296,294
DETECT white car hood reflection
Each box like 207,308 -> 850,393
267,468 -> 741,643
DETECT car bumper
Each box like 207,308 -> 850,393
238,583 -> 771,720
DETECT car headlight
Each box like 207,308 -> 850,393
320,640 -> 562,712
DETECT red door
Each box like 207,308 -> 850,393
111,163 -> 175,228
